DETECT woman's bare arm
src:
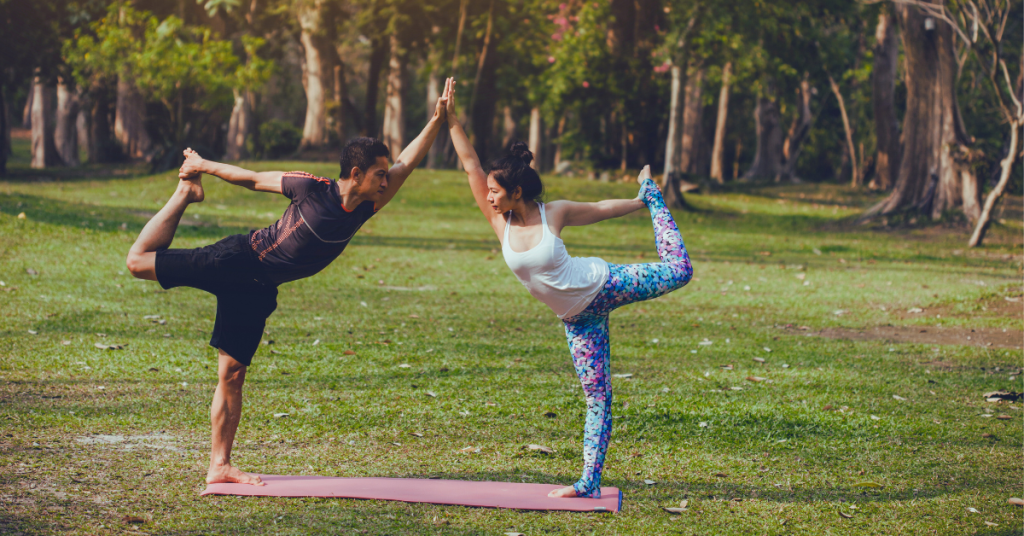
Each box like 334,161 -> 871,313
548,165 -> 652,230
447,81 -> 505,238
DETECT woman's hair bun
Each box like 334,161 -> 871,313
508,141 -> 533,165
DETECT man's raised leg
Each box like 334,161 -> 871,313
206,349 -> 263,485
125,175 -> 204,281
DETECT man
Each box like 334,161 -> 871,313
125,78 -> 454,486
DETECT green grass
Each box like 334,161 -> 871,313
1,141 -> 1023,534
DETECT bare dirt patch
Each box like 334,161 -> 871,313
807,325 -> 1022,349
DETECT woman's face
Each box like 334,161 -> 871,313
486,175 -> 519,214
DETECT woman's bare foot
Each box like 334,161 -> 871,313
206,463 -> 264,486
547,485 -> 579,498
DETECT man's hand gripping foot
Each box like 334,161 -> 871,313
206,463 -> 265,486
177,148 -> 205,204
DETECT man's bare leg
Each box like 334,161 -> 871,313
125,175 -> 204,281
206,349 -> 263,485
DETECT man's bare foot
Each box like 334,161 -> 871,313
177,175 -> 205,204
547,485 -> 579,498
206,463 -> 264,486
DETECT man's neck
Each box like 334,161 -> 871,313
336,179 -> 367,211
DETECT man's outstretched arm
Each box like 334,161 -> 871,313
179,148 -> 284,194
375,77 -> 452,209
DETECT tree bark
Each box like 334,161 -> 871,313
381,33 -> 406,157
553,114 -> 566,169
0,86 -> 8,174
501,105 -> 516,149
864,1 -> 973,220
662,64 -> 683,183
334,63 -> 347,145
55,77 -> 80,167
76,102 -> 89,163
528,106 -> 541,171
828,75 -> 858,186
778,75 -> 813,182
743,88 -> 783,180
364,37 -> 388,137
451,0 -> 469,74
88,78 -> 114,163
969,118 -> 1020,246
30,75 -> 57,169
871,7 -> 900,190
224,88 -> 252,160
114,75 -> 151,159
678,65 -> 704,174
297,4 -> 327,151
22,87 -> 32,129
470,0 -> 498,164
709,61 -> 732,183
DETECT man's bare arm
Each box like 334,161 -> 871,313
375,78 -> 452,209
179,148 -> 283,194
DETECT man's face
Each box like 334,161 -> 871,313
349,156 -> 390,200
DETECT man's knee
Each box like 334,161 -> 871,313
218,354 -> 247,387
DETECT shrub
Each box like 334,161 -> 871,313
257,120 -> 301,159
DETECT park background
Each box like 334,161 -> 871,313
1,0 -> 1023,534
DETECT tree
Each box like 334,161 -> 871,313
55,76 -> 80,166
296,0 -> 329,150
871,5 -> 900,190
709,61 -> 732,182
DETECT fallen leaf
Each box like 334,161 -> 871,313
425,391 -> 437,398
458,446 -> 480,453
967,507 -> 979,513
753,357 -> 766,363
680,499 -> 689,509
524,444 -> 554,454
505,533 -> 525,536
644,479 -> 656,485
985,521 -> 999,527
892,395 -> 907,401
273,413 -> 289,418
121,515 -> 145,524
398,364 -> 412,368
822,405 -> 834,411
26,268 -> 38,275
664,507 -> 687,514
852,481 -> 884,489
870,415 -> 880,420
408,314 -> 420,318
983,390 -> 1022,402
27,330 -> 37,335
699,339 -> 714,346
730,386 -> 743,391
731,497 -> 742,502
1008,497 -> 1024,507
763,347 -> 771,352
714,472 -> 728,478
410,432 -> 423,437
17,212 -> 26,219
720,364 -> 734,370
699,422 -> 708,428
61,340 -> 71,345
343,350 -> 356,355
746,376 -> 766,382
838,510 -> 853,519
907,307 -> 924,313
996,414 -> 1012,420
612,373 -> 633,379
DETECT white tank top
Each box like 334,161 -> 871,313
502,204 -> 609,319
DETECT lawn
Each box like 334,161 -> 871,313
1,141 -> 1022,535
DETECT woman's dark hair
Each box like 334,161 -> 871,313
489,141 -> 543,202
339,137 -> 390,178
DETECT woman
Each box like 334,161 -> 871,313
445,85 -> 694,499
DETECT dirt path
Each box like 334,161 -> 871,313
808,325 -> 1023,349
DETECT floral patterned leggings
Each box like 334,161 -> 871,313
561,178 -> 693,498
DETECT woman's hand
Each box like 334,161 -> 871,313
430,77 -> 452,124
445,79 -> 459,125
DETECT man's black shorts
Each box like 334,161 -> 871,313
155,234 -> 277,366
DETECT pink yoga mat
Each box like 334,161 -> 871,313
201,475 -> 622,512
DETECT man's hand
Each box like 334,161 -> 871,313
430,77 -> 452,124
445,78 -> 459,125
179,148 -> 204,180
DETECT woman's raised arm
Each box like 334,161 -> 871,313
446,81 -> 506,238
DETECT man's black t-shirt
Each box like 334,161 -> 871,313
249,171 -> 377,285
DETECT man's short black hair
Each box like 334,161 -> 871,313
339,137 -> 390,179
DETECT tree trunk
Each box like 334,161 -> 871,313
22,87 -> 32,128
678,65 -> 704,174
114,75 -> 151,159
88,78 -> 114,163
55,77 -> 80,167
426,69 -> 440,168
709,61 -> 731,183
743,89 -> 783,180
553,114 -> 566,169
469,0 -> 497,163
528,106 -> 541,171
297,5 -> 327,151
501,105 -> 516,149
620,120 -> 628,171
969,119 -> 1020,246
334,62 -> 348,146
864,1 -> 973,220
30,75 -> 57,169
381,33 -> 406,157
0,86 -> 8,174
871,7 -> 900,190
662,65 -> 683,182
364,37 -> 388,137
828,75 -> 859,186
778,75 -> 813,182
224,88 -> 252,160
451,0 -> 468,74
